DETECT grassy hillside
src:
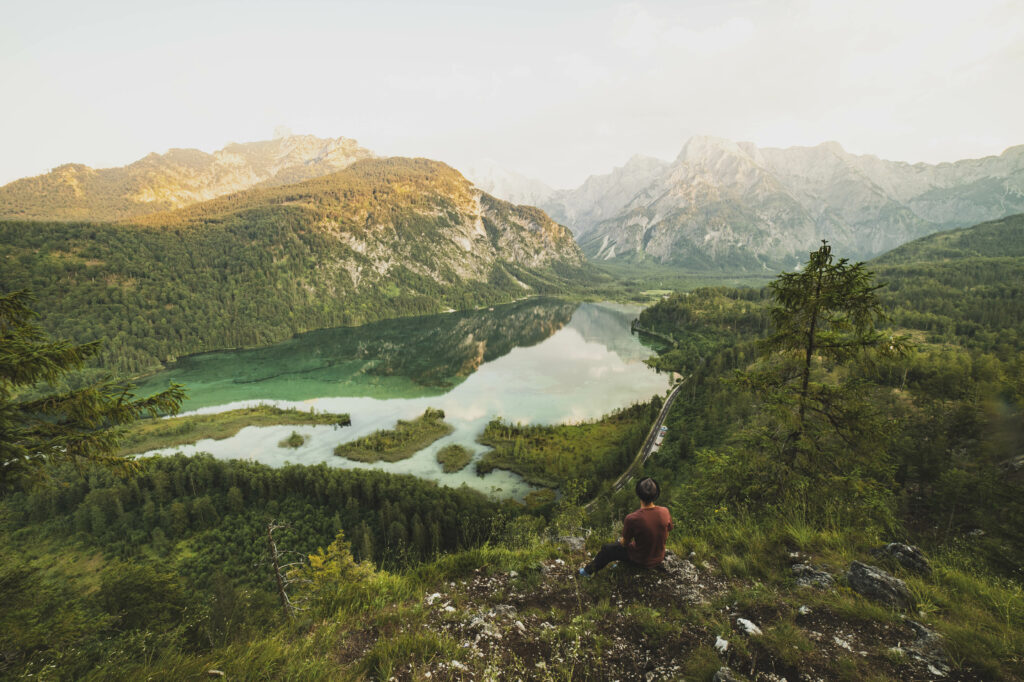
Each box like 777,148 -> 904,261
0,158 -> 604,376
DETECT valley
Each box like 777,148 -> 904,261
1,136 -> 1022,681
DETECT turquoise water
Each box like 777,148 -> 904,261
136,299 -> 669,498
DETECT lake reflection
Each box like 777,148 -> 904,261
137,299 -> 669,498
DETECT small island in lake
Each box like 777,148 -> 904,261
118,405 -> 350,455
334,408 -> 453,463
278,431 -> 306,448
436,444 -> 473,473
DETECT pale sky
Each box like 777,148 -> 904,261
2,0 -> 1022,188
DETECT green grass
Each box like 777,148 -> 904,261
334,408 -> 453,463
117,405 -> 350,455
436,444 -> 472,473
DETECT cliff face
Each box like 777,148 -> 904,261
136,156 -> 587,282
561,137 -> 1024,269
0,135 -> 375,222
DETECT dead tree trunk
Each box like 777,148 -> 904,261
267,521 -> 294,618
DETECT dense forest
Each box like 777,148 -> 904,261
0,455 -> 513,677
0,158 -> 602,376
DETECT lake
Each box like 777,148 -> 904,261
135,298 -> 669,498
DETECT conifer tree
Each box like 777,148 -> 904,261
0,290 -> 184,490
750,242 -> 907,467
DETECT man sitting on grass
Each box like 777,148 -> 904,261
579,477 -> 673,578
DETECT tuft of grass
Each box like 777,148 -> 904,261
760,620 -> 816,668
357,630 -> 462,680
681,644 -> 726,681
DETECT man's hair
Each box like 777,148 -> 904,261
636,477 -> 660,503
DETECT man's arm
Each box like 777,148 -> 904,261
621,516 -> 636,547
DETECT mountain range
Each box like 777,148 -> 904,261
3,133 -> 1023,273
538,137 -> 1024,270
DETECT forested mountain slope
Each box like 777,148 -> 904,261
0,158 -> 598,375
0,134 -> 375,222
870,213 -> 1024,358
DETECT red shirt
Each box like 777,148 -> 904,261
622,506 -> 673,567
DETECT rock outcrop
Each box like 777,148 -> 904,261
871,543 -> 932,576
846,561 -> 915,610
792,563 -> 837,588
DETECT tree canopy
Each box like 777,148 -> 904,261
0,290 -> 184,489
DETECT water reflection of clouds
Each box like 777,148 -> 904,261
139,301 -> 668,499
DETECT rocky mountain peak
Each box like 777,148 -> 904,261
0,134 -> 375,222
675,135 -> 752,164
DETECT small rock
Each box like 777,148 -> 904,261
206,672 -> 225,679
846,561 -> 915,610
871,543 -> 932,576
834,635 -> 853,651
514,620 -> 527,635
712,666 -> 743,682
557,535 -> 586,551
450,661 -> 467,671
736,618 -> 762,636
508,570 -> 518,578
425,592 -> 442,605
492,604 -> 517,618
715,635 -> 729,653
444,605 -> 456,613
792,563 -> 836,588
798,605 -> 811,616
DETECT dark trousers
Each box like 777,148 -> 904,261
585,542 -> 631,575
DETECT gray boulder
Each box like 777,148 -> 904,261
871,543 -> 932,576
846,561 -> 915,610
891,620 -> 950,677
712,666 -> 745,682
556,535 -> 586,551
792,563 -> 836,588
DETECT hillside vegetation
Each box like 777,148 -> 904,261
1,217 -> 1022,680
0,158 -> 602,376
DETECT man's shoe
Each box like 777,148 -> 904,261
578,567 -> 592,579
